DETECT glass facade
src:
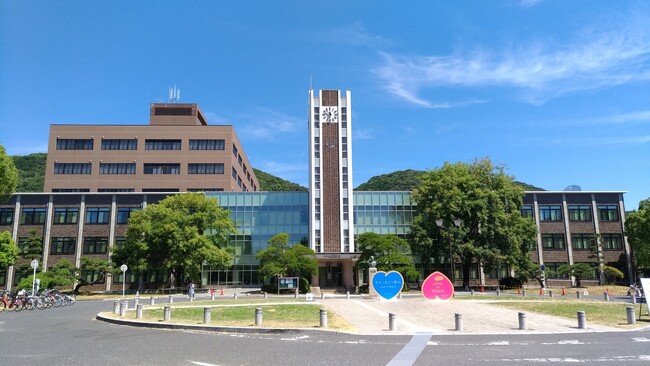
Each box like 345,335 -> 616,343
353,192 -> 415,237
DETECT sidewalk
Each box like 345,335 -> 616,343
319,295 -> 619,335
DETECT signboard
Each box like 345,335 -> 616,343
278,277 -> 299,290
422,271 -> 454,300
372,271 -> 404,301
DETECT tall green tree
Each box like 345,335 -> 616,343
557,263 -> 595,288
0,231 -> 19,268
256,233 -> 317,282
19,228 -> 43,261
625,198 -> 650,275
74,257 -> 115,294
0,144 -> 19,202
354,232 -> 420,282
410,158 -> 538,289
113,193 -> 234,288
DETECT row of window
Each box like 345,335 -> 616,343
541,233 -> 623,250
0,207 -> 140,225
521,204 -> 619,222
54,163 -> 226,175
56,139 -> 226,151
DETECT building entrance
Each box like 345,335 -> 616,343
318,264 -> 342,288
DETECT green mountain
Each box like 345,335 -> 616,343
355,169 -> 544,192
252,168 -> 307,192
12,153 -> 47,192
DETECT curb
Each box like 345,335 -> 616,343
95,312 -> 354,336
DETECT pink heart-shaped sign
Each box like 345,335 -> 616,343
421,271 -> 454,300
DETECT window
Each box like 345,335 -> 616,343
101,139 -> 137,150
98,188 -> 134,192
83,237 -> 108,254
51,237 -> 76,254
572,234 -> 593,250
99,163 -> 136,174
188,163 -> 224,174
189,139 -> 225,150
115,237 -> 126,249
598,205 -> 619,221
53,207 -> 79,224
568,205 -> 592,221
544,262 -> 568,278
20,208 -> 46,224
80,270 -> 104,284
542,234 -> 565,249
601,234 -> 623,250
145,139 -> 181,150
520,205 -> 533,218
187,188 -> 224,192
54,163 -> 92,174
86,207 -> 110,224
539,205 -> 562,221
143,164 -> 180,174
232,144 -> 238,157
232,167 -> 237,179
52,188 -> 90,192
56,139 -> 93,150
0,208 -> 13,225
238,155 -> 243,166
117,207 -> 139,224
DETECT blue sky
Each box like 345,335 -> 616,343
1,1 -> 649,210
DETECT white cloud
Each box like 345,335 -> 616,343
354,129 -> 374,140
552,135 -> 650,146
237,107 -> 301,139
373,16 -> 650,106
327,22 -> 392,48
591,110 -> 650,125
260,160 -> 306,174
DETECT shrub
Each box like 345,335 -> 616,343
499,277 -> 523,289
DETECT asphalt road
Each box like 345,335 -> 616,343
1,298 -> 649,366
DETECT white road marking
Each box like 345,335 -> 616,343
189,361 -> 220,366
387,332 -> 432,366
487,341 -> 510,346
557,340 -> 584,345
632,337 -> 650,342
280,335 -> 309,341
491,355 -> 650,362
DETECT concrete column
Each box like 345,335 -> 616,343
255,308 -> 263,326
388,313 -> 397,331
136,304 -> 143,319
342,260 -> 354,291
369,267 -> 378,297
203,307 -> 211,324
518,312 -> 527,330
119,301 -> 126,317
150,297 -> 155,306
627,307 -> 636,325
168,295 -> 173,304
577,311 -> 586,329
113,301 -> 120,314
164,306 -> 171,321
454,313 -> 463,331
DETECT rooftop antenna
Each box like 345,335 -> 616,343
168,86 -> 180,103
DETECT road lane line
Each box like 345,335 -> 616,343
387,332 -> 432,366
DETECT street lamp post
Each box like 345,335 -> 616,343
30,259 -> 39,295
120,264 -> 128,299
436,219 -> 462,287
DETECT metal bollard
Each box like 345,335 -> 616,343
164,306 -> 171,321
134,298 -> 139,308
113,300 -> 120,314
496,287 -> 501,296
255,308 -> 263,326
627,306 -> 636,325
389,313 -> 397,331
518,312 -> 527,330
150,296 -> 155,306
119,301 -> 127,317
210,293 -> 215,301
399,292 -> 403,299
233,293 -> 238,300
264,292 -> 268,299
577,311 -> 586,329
470,289 -> 474,296
631,295 -> 637,304
136,304 -> 143,319
455,313 -> 463,331
203,307 -> 211,324
320,308 -> 328,328
549,290 -> 553,298
168,295 -> 174,304
522,290 -> 526,297
577,291 -> 582,299
346,291 -> 350,300
321,292 -> 325,300
294,289 -> 299,299
604,291 -> 610,302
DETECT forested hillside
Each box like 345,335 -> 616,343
355,169 -> 544,192
253,168 -> 307,191
12,153 -> 46,192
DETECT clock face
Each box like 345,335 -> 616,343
321,106 -> 338,122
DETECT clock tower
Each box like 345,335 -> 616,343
308,89 -> 355,290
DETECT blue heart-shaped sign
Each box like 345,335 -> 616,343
372,271 -> 404,300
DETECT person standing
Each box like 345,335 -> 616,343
188,281 -> 195,300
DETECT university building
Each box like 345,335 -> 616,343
0,90 -> 633,291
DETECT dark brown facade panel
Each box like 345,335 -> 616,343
538,222 -> 565,233
321,123 -> 341,252
568,222 -> 596,232
543,251 -> 570,262
53,195 -> 82,205
19,196 -> 50,205
536,194 -> 563,204
85,195 -> 113,205
595,194 -> 620,203
564,194 -> 592,204
321,90 -> 338,106
49,226 -> 79,237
